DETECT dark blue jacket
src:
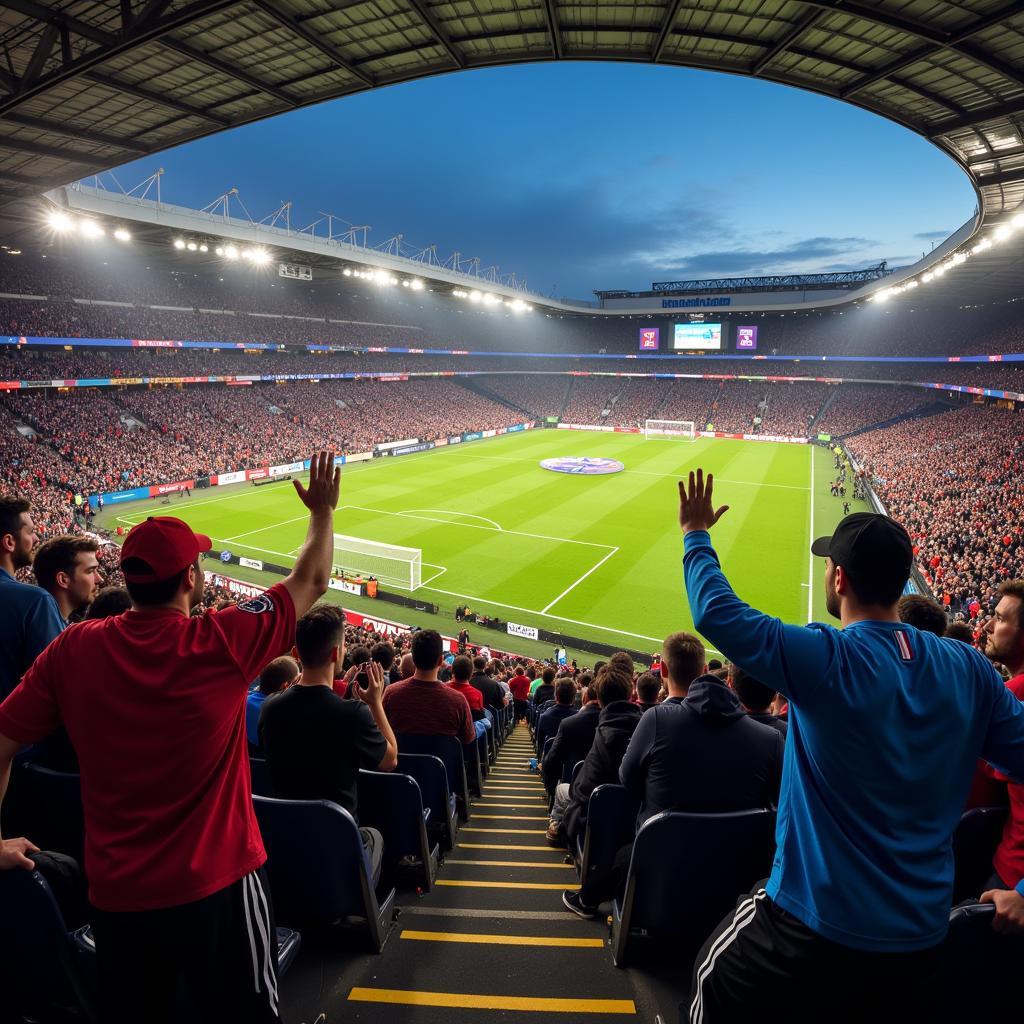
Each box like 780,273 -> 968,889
620,678 -> 784,828
536,703 -> 576,757
542,702 -> 600,792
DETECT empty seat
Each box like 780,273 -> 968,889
253,795 -> 396,952
611,808 -> 776,967
394,732 -> 472,821
574,784 -> 640,890
357,768 -> 440,890
398,752 -> 458,849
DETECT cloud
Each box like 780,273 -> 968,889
914,229 -> 950,240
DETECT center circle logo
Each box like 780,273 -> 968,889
540,457 -> 625,476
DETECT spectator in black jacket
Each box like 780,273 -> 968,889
531,665 -> 556,706
619,631 -> 785,828
729,664 -> 788,738
469,655 -> 508,711
536,681 -> 577,757
544,684 -> 600,837
560,663 -> 643,918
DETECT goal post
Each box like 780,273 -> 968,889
332,533 -> 422,591
644,419 -> 697,441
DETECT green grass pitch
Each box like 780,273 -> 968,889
103,431 -> 865,661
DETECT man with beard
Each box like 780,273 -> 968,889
979,580 -> 1024,931
0,496 -> 65,700
32,535 -> 104,625
678,473 -> 1024,1024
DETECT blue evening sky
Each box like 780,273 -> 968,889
111,62 -> 975,300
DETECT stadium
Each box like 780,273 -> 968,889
1,1 -> 1024,1022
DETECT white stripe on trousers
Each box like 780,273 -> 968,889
689,889 -> 768,1024
242,872 -> 280,1017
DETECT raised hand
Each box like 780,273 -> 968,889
293,451 -> 341,514
356,660 -> 386,707
678,469 -> 730,534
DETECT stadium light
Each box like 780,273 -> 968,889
249,248 -> 270,265
995,224 -> 1012,242
113,228 -> 131,242
410,279 -> 424,291
173,238 -> 186,250
47,211 -> 74,232
199,243 -> 209,253
186,241 -> 198,251
468,290 -> 482,302
343,268 -> 352,276
224,245 -> 239,260
922,272 -> 934,283
79,220 -> 104,238
1013,212 -> 1024,230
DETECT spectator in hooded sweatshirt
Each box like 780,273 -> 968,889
620,631 -> 784,829
536,680 -> 577,758
560,663 -> 643,918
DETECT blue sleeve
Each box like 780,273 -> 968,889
23,592 -> 65,667
619,710 -> 655,799
683,531 -> 834,705
979,671 -> 1024,784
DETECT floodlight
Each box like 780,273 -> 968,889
995,225 -> 1011,241
199,243 -> 209,253
922,272 -> 934,282
215,247 -> 224,256
343,268 -> 352,276
224,245 -> 239,259
173,238 -> 186,250
113,228 -> 131,242
79,220 -> 104,238
468,290 -> 482,302
250,248 -> 270,265
410,279 -> 424,291
186,241 -> 198,251
482,293 -> 498,305
1013,212 -> 1024,230
47,210 -> 74,232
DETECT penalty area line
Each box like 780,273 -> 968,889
540,547 -> 619,614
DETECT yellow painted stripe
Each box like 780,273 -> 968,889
475,799 -> 547,805
462,827 -> 546,834
458,843 -> 559,851
486,783 -> 544,790
437,880 -> 576,891
474,815 -> 549,821
400,929 -> 600,947
347,988 -> 635,1014
445,859 -> 574,869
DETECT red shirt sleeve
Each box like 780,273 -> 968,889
0,632 -> 63,744
208,584 -> 297,685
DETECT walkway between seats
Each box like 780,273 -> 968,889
283,723 -> 648,1021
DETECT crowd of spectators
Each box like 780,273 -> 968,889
816,385 -> 941,437
847,403 -> 1024,617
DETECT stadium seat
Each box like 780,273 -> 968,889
21,762 -> 85,866
611,808 -> 777,967
394,732 -> 472,822
952,805 -> 1008,902
249,756 -> 273,797
252,795 -> 396,952
0,865 -> 96,1022
574,784 -> 640,892
397,752 -> 458,850
357,768 -> 440,891
464,733 -> 486,797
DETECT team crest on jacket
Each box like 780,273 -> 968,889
238,594 -> 274,614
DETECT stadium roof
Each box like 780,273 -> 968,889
1,0 -> 1024,221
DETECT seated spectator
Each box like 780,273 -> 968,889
544,683 -> 601,829
382,630 -> 475,745
620,631 -> 784,827
0,495 -> 65,700
508,663 -> 531,720
259,605 -> 397,884
397,652 -> 414,681
560,663 -> 643,918
946,621 -> 976,645
536,681 -> 577,757
469,655 -> 508,711
897,594 -> 948,637
32,535 -> 103,625
635,672 -> 662,712
531,665 -> 556,706
728,664 -> 788,738
448,654 -> 485,719
85,586 -> 132,620
371,641 -> 397,683
246,656 -> 299,752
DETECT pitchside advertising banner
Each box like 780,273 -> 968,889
239,556 -> 264,571
507,621 -> 540,640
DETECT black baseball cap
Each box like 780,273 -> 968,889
811,512 -> 913,599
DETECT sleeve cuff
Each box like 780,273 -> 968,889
1015,878 -> 1024,898
683,530 -> 712,552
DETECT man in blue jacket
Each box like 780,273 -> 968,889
678,470 -> 1024,1024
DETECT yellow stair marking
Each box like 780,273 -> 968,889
347,988 -> 635,1014
399,929 -> 600,947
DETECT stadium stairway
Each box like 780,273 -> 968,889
279,724 -> 664,1023
838,398 -> 959,440
456,378 -> 536,420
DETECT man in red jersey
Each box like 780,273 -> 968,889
508,662 -> 531,722
981,580 -> 1024,932
0,451 -> 340,1024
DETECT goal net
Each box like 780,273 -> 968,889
645,419 -> 697,441
332,534 -> 422,591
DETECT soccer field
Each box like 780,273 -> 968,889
106,431 -> 863,658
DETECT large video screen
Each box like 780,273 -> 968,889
673,322 -> 722,350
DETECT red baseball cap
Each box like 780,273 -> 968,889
120,517 -> 212,583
